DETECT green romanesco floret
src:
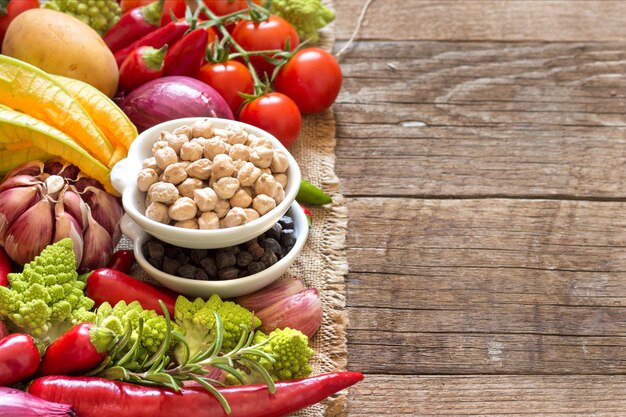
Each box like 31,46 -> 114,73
43,0 -> 122,35
174,294 -> 261,363
94,300 -> 181,362
252,327 -> 314,381
0,238 -> 96,342
269,0 -> 335,43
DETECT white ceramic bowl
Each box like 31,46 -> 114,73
110,117 -> 301,249
121,202 -> 308,299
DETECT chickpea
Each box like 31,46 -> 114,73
230,189 -> 252,208
151,140 -> 169,155
194,187 -> 218,212
178,178 -> 204,198
137,168 -> 159,192
191,138 -> 208,148
252,194 -> 276,215
175,219 -> 199,229
237,162 -> 262,187
172,125 -> 192,138
186,159 -> 212,180
161,131 -> 189,154
224,123 -> 248,145
145,202 -> 170,224
274,182 -> 285,204
254,173 -> 277,197
229,144 -> 250,161
213,177 -> 240,200
260,167 -> 272,176
274,173 -> 288,189
154,147 -> 178,170
249,146 -> 274,168
244,208 -> 260,222
211,154 -> 234,179
180,141 -> 204,162
247,134 -> 272,149
215,199 -> 231,218
142,157 -> 160,173
233,159 -> 247,177
148,182 -> 179,204
271,150 -> 289,173
168,197 -> 197,221
222,207 -> 247,228
161,162 -> 189,185
191,119 -> 214,138
204,137 -> 227,159
198,211 -> 219,229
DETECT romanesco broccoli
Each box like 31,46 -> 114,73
174,294 -> 261,363
269,0 -> 335,43
43,0 -> 122,35
252,327 -> 314,381
0,238 -> 96,342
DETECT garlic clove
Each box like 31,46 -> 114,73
63,187 -> 88,229
4,197 -> 54,265
236,276 -> 306,312
3,160 -> 44,180
44,159 -> 80,180
54,198 -> 84,267
0,175 -> 40,193
256,288 -> 323,339
82,185 -> 123,245
44,175 -> 65,199
73,174 -> 104,193
79,206 -> 113,271
0,185 -> 42,245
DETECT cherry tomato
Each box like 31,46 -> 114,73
238,92 -> 302,148
274,48 -> 342,114
197,60 -> 254,115
160,0 -> 187,26
231,15 -> 299,78
202,0 -> 261,16
0,0 -> 39,47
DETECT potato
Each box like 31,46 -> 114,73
2,9 -> 119,97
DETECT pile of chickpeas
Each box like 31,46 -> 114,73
136,119 -> 290,229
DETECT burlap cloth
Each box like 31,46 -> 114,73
117,4 -> 350,415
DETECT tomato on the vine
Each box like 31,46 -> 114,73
0,0 -> 39,47
203,0 -> 261,16
160,0 -> 187,26
197,60 -> 254,115
238,92 -> 302,148
274,48 -> 343,114
231,15 -> 299,79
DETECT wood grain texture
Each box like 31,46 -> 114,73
334,1 -> 626,42
346,375 -> 626,416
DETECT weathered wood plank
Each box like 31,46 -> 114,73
346,375 -> 626,416
334,41 -> 626,198
345,198 -> 626,374
334,1 -> 626,42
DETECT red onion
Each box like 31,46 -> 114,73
118,76 -> 234,132
0,387 -> 76,417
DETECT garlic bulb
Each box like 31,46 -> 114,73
0,160 -> 123,271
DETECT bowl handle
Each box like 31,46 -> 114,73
110,158 -> 132,194
120,214 -> 145,243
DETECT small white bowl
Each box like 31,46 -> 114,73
121,202 -> 308,299
111,117 -> 301,249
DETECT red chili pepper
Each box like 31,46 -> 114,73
37,323 -> 117,377
114,20 -> 190,67
299,204 -> 312,227
0,246 -> 11,287
107,249 -> 136,274
104,0 -> 162,53
86,268 -> 177,317
119,44 -> 168,92
28,372 -> 364,417
163,28 -> 209,77
0,334 -> 40,387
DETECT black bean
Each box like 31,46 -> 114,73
175,252 -> 190,265
260,248 -> 278,267
236,250 -> 253,267
247,261 -> 265,275
265,223 -> 282,241
177,264 -> 197,279
148,257 -> 162,269
218,267 -> 240,280
200,257 -> 217,278
247,240 -> 264,260
280,229 -> 296,248
194,268 -> 209,281
278,215 -> 294,230
147,241 -> 165,260
215,250 -> 237,269
190,249 -> 208,265
260,238 -> 282,256
162,256 -> 181,275
281,245 -> 293,258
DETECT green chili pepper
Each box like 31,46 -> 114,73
296,179 -> 332,205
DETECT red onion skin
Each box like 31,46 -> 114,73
119,76 -> 234,132
0,387 -> 75,417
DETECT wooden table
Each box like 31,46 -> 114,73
333,1 -> 626,414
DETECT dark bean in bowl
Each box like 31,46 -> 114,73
143,215 -> 296,281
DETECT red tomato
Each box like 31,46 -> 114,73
160,0 -> 187,26
0,0 -> 39,47
197,60 -> 254,115
203,0 -> 260,16
120,0 -> 152,13
238,92 -> 302,147
274,48 -> 343,114
231,15 -> 299,78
